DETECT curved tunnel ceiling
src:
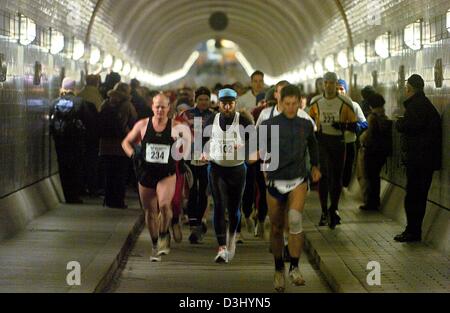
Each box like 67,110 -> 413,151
97,0 -> 343,77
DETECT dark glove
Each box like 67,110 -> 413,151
132,144 -> 142,161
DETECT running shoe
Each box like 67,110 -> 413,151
289,267 -> 305,286
214,246 -> 229,263
318,212 -> 328,226
172,222 -> 182,243
150,248 -> 161,262
227,232 -> 237,261
245,217 -> 255,235
236,232 -> 244,244
157,233 -> 171,256
201,221 -> 208,234
328,210 -> 341,229
254,221 -> 264,238
274,270 -> 285,293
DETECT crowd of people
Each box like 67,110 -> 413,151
49,69 -> 442,292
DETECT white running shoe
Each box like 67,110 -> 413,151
254,221 -> 264,238
150,248 -> 161,262
226,232 -> 237,261
157,234 -> 171,256
289,267 -> 305,286
274,270 -> 286,293
214,246 -> 229,263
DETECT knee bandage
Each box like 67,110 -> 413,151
288,210 -> 303,234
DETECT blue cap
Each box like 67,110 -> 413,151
218,88 -> 237,101
338,79 -> 348,92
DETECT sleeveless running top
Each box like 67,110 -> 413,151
209,112 -> 245,167
140,118 -> 176,176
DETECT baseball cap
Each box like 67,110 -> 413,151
218,88 -> 237,101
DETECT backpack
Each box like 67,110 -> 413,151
98,104 -> 127,138
50,97 -> 85,137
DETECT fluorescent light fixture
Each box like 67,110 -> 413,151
353,42 -> 366,64
325,55 -> 335,72
337,50 -> 349,68
19,15 -> 36,46
72,38 -> 85,60
103,54 -> 113,69
299,68 -> 307,81
221,39 -> 237,49
50,29 -> 65,54
122,63 -> 131,76
130,66 -> 138,79
314,60 -> 324,77
375,33 -> 390,58
447,9 -> 450,32
113,58 -> 123,72
404,20 -> 422,50
89,46 -> 101,65
306,64 -> 315,79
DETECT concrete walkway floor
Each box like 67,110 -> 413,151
109,221 -> 331,293
0,194 -> 143,293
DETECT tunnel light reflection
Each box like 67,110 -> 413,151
337,50 -> 349,69
73,38 -> 85,61
137,51 -> 200,86
375,33 -> 390,59
404,20 -> 422,50
19,15 -> 36,46
50,29 -> 65,55
325,55 -> 335,72
306,65 -> 315,79
89,46 -> 101,65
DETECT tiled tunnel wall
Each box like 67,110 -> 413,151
0,0 -> 449,211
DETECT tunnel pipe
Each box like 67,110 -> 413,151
84,0 -> 104,74
334,0 -> 354,94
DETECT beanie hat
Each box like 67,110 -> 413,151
323,72 -> 338,82
337,79 -> 348,93
407,74 -> 425,91
195,86 -> 211,101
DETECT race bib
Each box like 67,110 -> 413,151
210,139 -> 236,161
145,143 -> 170,164
272,177 -> 304,194
321,111 -> 339,125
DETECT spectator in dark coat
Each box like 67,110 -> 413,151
394,74 -> 442,242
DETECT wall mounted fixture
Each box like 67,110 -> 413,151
434,58 -> 443,88
0,53 -> 7,82
19,14 -> 36,45
404,20 -> 422,50
33,61 -> 42,85
50,29 -> 64,54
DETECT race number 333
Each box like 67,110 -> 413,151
146,143 -> 170,164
